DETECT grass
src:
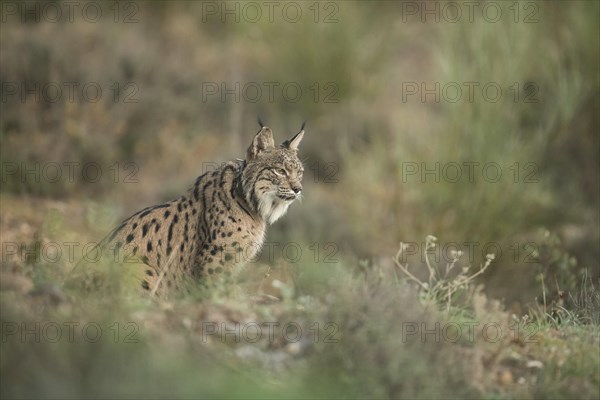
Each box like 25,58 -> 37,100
1,1 -> 599,398
1,195 -> 598,398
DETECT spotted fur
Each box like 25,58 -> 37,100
99,125 -> 304,296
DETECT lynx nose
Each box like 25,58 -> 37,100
292,185 -> 302,194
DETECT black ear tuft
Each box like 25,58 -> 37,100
281,124 -> 305,151
258,117 -> 265,128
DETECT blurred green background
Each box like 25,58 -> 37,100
2,0 -> 597,304
1,1 -> 599,398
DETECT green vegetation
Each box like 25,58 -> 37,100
1,212 -> 598,398
1,1 -> 598,398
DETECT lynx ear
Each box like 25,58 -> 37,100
281,122 -> 305,151
247,127 -> 275,160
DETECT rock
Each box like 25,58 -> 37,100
30,283 -> 69,306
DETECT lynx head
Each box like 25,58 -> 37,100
242,123 -> 305,224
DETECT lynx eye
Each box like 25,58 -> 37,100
273,168 -> 287,176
